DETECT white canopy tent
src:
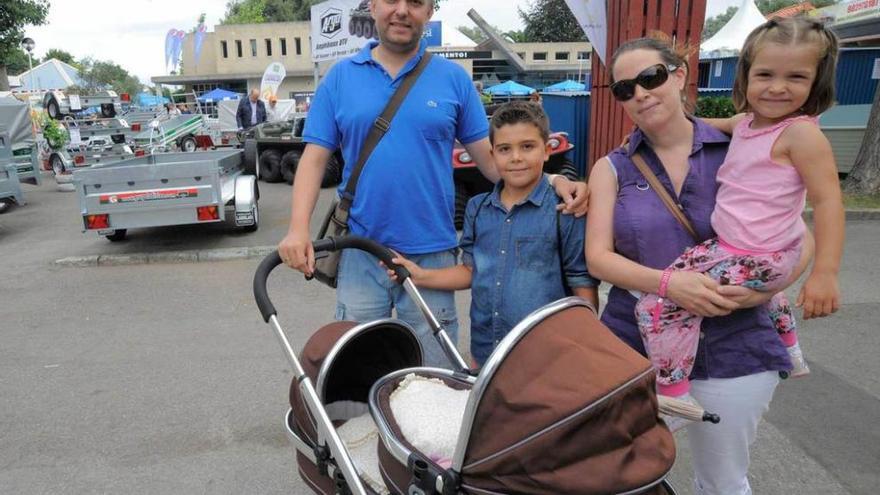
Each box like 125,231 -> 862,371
700,0 -> 767,58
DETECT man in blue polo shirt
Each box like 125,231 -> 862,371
278,0 -> 587,368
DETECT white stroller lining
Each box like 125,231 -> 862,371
389,373 -> 470,467
331,403 -> 389,495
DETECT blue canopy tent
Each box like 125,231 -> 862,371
136,92 -> 170,107
485,80 -> 536,97
544,79 -> 587,92
197,88 -> 240,102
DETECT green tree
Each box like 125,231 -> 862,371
519,0 -> 586,43
42,48 -> 77,66
77,57 -> 142,96
5,49 -> 32,74
703,6 -> 738,40
0,0 -> 50,91
504,30 -> 529,43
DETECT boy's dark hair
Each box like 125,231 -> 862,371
489,101 -> 550,145
733,17 -> 839,116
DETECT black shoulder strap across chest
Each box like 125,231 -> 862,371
338,51 -> 433,214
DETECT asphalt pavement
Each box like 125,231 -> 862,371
1,174 -> 878,494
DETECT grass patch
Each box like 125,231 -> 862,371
843,193 -> 880,209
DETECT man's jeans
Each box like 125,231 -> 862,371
335,247 -> 459,369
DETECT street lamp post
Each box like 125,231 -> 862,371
20,37 -> 36,106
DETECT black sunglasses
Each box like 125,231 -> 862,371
610,64 -> 679,102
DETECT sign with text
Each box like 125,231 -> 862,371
433,50 -> 492,60
260,62 -> 287,99
423,21 -> 442,47
310,0 -> 375,63
810,0 -> 880,26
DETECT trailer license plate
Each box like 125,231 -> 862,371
100,188 -> 198,204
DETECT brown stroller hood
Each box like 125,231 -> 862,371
371,298 -> 676,495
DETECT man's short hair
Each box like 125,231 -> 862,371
489,101 -> 550,144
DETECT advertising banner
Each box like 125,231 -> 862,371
810,0 -> 880,26
260,62 -> 287,100
310,0 -> 375,63
564,0 -> 607,65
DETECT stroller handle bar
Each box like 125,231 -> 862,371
254,235 -> 411,323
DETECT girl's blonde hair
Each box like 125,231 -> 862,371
610,31 -> 696,113
733,17 -> 839,116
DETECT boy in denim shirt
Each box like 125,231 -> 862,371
389,101 -> 599,365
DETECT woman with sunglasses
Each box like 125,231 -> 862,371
585,34 -> 813,494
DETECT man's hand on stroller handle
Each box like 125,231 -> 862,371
383,255 -> 422,284
278,230 -> 315,276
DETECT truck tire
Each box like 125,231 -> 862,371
354,20 -> 364,38
321,155 -> 343,188
242,139 -> 257,176
281,149 -> 302,185
106,229 -> 127,242
180,136 -> 197,152
454,186 -> 469,231
46,98 -> 61,120
363,21 -> 373,39
349,20 -> 357,35
557,159 -> 580,181
259,149 -> 283,183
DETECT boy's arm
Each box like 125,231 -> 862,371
573,287 -> 599,310
559,213 -> 601,295
787,122 -> 844,319
411,264 -> 473,290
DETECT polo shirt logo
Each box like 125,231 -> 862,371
427,100 -> 438,108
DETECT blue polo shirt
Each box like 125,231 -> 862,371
460,178 -> 599,365
303,40 -> 489,254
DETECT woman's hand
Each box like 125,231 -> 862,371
716,285 -> 775,309
665,271 -> 739,317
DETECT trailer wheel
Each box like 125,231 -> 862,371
242,201 -> 259,233
321,155 -> 342,188
281,149 -> 302,185
259,149 -> 283,182
51,155 -> 66,176
454,186 -> 469,231
242,139 -> 258,176
106,229 -> 127,242
46,98 -> 61,120
180,136 -> 198,153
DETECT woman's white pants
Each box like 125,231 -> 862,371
688,371 -> 780,495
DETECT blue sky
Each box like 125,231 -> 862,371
22,0 -> 741,85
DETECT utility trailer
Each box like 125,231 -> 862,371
43,90 -> 125,120
73,149 -> 258,241
0,132 -> 26,212
132,114 -> 210,153
45,117 -> 142,186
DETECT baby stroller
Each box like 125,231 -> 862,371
254,235 -> 679,495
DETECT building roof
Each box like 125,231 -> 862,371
701,0 -> 767,58
768,2 -> 815,19
12,58 -> 84,92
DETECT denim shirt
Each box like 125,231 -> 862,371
601,118 -> 791,379
461,178 -> 599,364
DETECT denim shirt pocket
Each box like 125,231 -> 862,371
515,236 -> 553,270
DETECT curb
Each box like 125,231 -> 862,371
804,209 -> 880,221
55,245 -> 277,267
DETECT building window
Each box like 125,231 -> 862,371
250,39 -> 257,57
555,52 -> 570,61
221,41 -> 228,59
577,51 -> 589,60
235,40 -> 242,58
295,37 -> 302,55
533,52 -> 547,61
265,39 -> 272,57
280,38 -> 287,56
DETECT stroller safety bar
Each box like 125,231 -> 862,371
254,235 -> 471,374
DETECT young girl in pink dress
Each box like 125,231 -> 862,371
635,17 -> 845,411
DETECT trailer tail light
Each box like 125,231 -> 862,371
74,155 -> 85,165
86,214 -> 110,229
134,149 -> 145,157
196,206 -> 219,221
131,123 -> 141,131
120,93 -> 131,102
